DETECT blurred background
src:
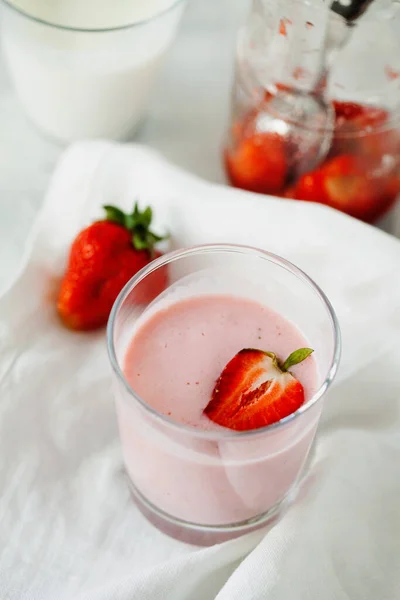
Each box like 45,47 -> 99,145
1,0 -> 400,292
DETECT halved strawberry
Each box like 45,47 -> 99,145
225,132 -> 287,195
320,154 -> 378,220
204,348 -> 313,431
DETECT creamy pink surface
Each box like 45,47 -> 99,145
125,295 -> 318,427
116,294 -> 321,525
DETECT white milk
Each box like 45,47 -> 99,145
1,0 -> 185,141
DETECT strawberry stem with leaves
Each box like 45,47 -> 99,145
103,202 -> 168,257
260,348 -> 314,373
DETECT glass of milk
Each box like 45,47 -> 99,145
0,0 -> 187,142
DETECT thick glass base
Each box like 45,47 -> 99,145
127,474 -> 296,546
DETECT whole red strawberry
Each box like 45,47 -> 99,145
57,203 -> 167,331
204,347 -> 313,431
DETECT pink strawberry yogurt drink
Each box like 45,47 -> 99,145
108,245 -> 340,540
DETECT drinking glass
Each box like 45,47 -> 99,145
107,244 -> 341,544
0,0 -> 186,142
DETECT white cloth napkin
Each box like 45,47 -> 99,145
1,142 -> 400,600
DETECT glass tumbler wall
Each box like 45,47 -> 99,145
224,0 -> 400,223
107,245 -> 340,540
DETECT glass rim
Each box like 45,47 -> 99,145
107,243 -> 342,440
0,0 -> 186,33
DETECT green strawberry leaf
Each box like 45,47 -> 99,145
282,348 -> 314,372
103,205 -> 127,227
133,202 -> 140,220
148,231 -> 168,244
132,231 -> 148,251
105,201 -> 167,255
140,206 -> 153,229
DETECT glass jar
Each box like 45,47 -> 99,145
223,0 -> 400,223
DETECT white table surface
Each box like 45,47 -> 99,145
0,0 -> 398,293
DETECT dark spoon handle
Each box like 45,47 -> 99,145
330,0 -> 375,22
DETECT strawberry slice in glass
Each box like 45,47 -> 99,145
204,348 -> 313,431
